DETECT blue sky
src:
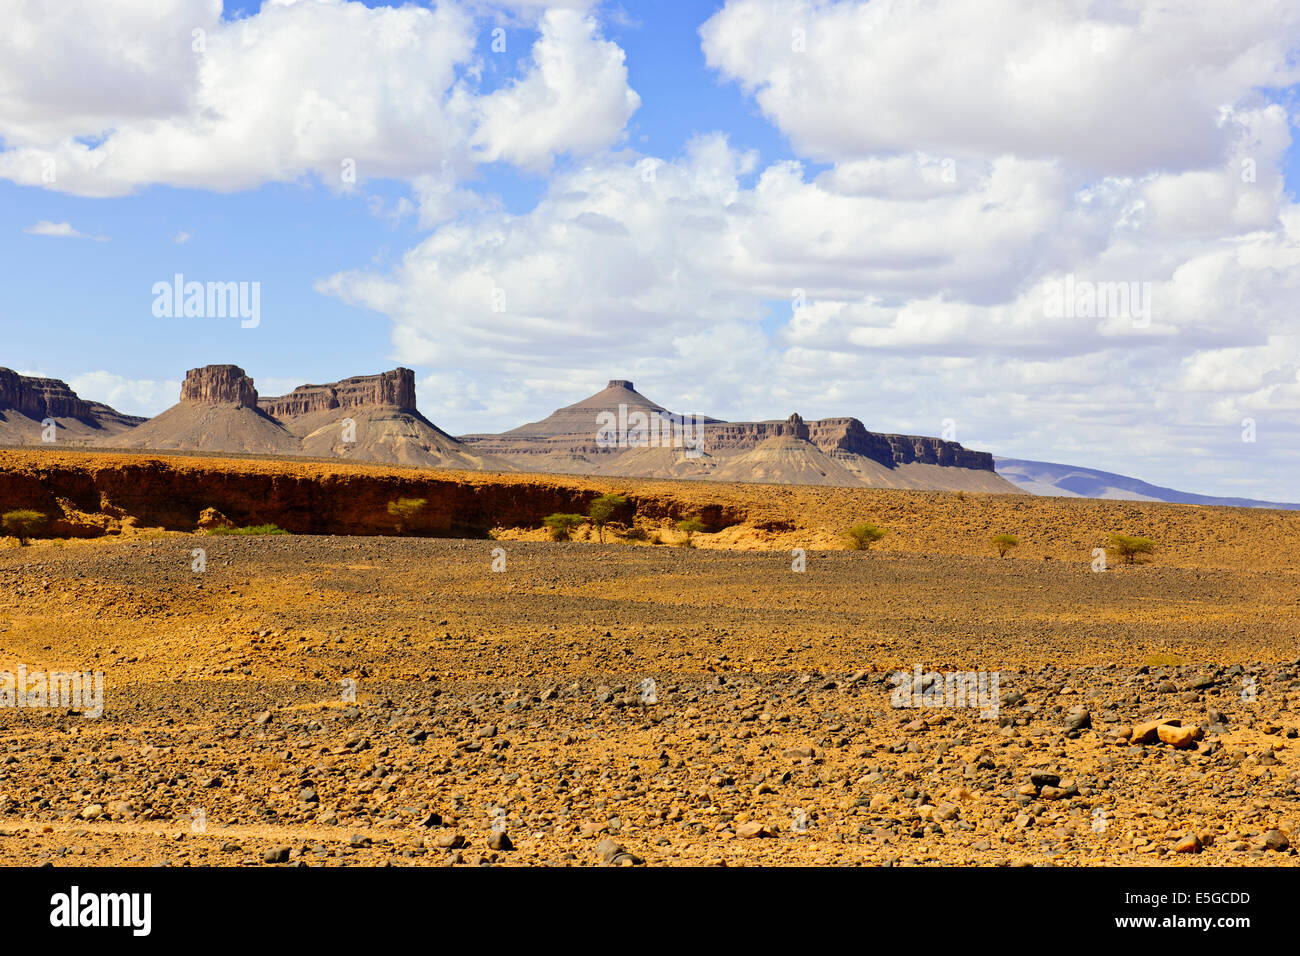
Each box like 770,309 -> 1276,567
3,0 -> 1300,500
3,0 -> 799,395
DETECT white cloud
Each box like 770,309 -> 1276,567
68,372 -> 181,417
6,0 -> 1299,500
0,0 -> 639,196
0,0 -> 217,145
23,220 -> 107,241
470,10 -> 640,170
700,0 -> 1300,176
321,115 -> 1300,497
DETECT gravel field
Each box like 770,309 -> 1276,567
0,533 -> 1297,866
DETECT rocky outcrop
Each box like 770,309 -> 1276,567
83,402 -> 148,430
882,434 -> 994,470
462,380 -> 1000,480
701,414 -> 811,452
806,417 -> 897,465
710,416 -> 995,471
0,368 -> 145,445
180,365 -> 258,408
0,368 -> 95,420
258,368 -> 416,420
0,450 -> 745,538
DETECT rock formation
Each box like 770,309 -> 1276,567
108,364 -> 510,473
460,380 -> 1012,492
179,364 -> 259,407
0,368 -> 94,420
258,368 -> 416,420
12,362 -> 1008,490
0,367 -> 144,445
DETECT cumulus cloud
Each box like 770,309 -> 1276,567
470,10 -> 640,170
0,0 -> 216,145
322,102 -> 1300,495
68,372 -> 182,417
6,0 -> 1298,498
0,0 -> 639,196
700,0 -> 1300,176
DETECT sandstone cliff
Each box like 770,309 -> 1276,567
0,368 -> 94,419
179,364 -> 259,407
258,368 -> 417,420
0,367 -> 145,445
0,450 -> 742,539
107,364 -> 510,472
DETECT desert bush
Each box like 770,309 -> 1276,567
843,522 -> 887,550
587,493 -> 628,543
2,509 -> 47,546
991,533 -> 1020,557
1142,651 -> 1184,668
543,513 -> 585,541
387,497 -> 427,534
1107,533 -> 1156,565
206,524 -> 288,536
675,517 -> 705,547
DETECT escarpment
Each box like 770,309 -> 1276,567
258,368 -> 417,420
459,380 -> 1011,491
10,364 -> 1006,491
0,367 -> 145,445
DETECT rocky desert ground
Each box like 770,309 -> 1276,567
1,454 -> 1298,867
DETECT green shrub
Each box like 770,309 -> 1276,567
675,517 -> 706,547
2,509 -> 47,545
1142,651 -> 1184,668
991,533 -> 1020,557
843,522 -> 887,550
543,513 -> 585,541
588,493 -> 628,543
1107,533 -> 1156,565
206,524 -> 288,536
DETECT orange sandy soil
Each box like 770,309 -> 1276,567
0,449 -> 1297,866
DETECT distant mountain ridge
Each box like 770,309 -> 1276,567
5,363 -> 1292,506
460,379 -> 1015,492
110,365 -> 511,473
995,457 -> 1299,510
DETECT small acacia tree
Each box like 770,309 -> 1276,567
675,517 -> 705,547
387,497 -> 426,534
543,513 -> 585,541
991,533 -> 1020,557
2,509 -> 47,546
843,522 -> 887,551
1107,533 -> 1156,565
587,493 -> 627,543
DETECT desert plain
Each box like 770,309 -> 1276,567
0,449 -> 1298,866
